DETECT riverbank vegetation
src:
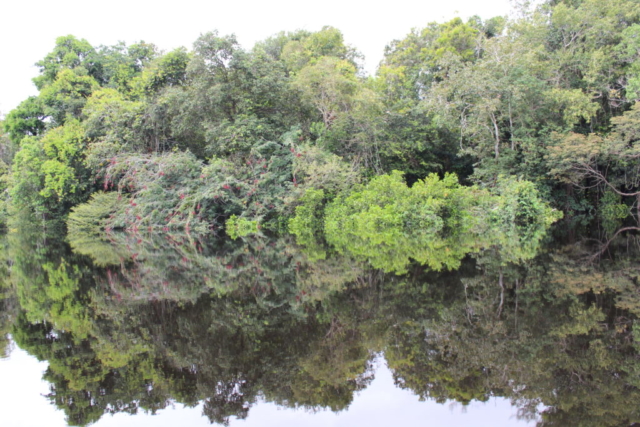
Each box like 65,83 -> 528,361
3,0 -> 640,245
5,2 -> 640,422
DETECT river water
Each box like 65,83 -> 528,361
0,347 -> 537,426
0,223 -> 637,426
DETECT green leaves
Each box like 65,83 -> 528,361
291,171 -> 560,273
10,120 -> 89,216
292,57 -> 358,128
2,97 -> 47,143
40,68 -> 100,125
320,171 -> 478,273
33,35 -> 97,90
226,215 -> 259,239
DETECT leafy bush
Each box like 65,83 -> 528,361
291,171 -> 561,273
322,171 -> 479,273
226,215 -> 259,239
74,139 -> 299,233
11,120 -> 90,217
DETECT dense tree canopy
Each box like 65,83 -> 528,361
3,1 -> 639,234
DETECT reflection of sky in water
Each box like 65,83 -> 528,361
0,345 -> 538,427
0,342 -> 65,427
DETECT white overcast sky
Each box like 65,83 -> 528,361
0,0 -> 513,114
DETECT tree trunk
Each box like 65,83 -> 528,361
491,112 -> 500,159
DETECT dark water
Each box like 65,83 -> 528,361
1,222 -> 639,426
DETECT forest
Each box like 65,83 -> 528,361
3,0 -> 639,242
4,1 -> 640,425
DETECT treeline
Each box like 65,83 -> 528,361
1,0 -> 639,235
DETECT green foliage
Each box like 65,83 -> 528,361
381,17 -> 482,89
12,19 -> 640,426
289,172 -> 560,273
96,41 -> 158,93
10,120 -> 90,217
82,88 -> 144,146
40,121 -> 86,199
40,68 -> 100,125
226,215 -> 259,239
5,3 -> 640,236
205,114 -> 277,159
131,47 -> 189,96
488,177 -> 563,230
32,35 -> 157,94
7,217 -> 640,426
374,17 -> 503,178
67,191 -> 119,233
290,145 -> 360,196
74,138 -> 298,233
485,176 -> 564,262
292,57 -> 358,127
288,188 -> 327,259
599,190 -> 629,234
9,137 -> 46,214
0,160 -> 10,226
321,171 -> 482,273
289,188 -> 325,238
33,35 -> 98,90
2,97 -> 47,143
281,26 -> 361,72
547,103 -> 640,221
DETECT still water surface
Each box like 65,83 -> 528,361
0,223 -> 638,426
1,347 -> 536,426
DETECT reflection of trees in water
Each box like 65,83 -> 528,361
386,230 -> 640,426
9,225 -> 379,425
0,299 -> 16,359
6,223 -> 640,425
0,233 -> 15,358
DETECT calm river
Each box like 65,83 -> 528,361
0,223 -> 637,426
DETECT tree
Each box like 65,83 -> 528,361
281,26 -> 361,73
11,120 -> 89,217
131,47 -> 189,96
547,104 -> 640,219
293,57 -> 358,128
33,35 -> 100,90
40,68 -> 100,126
3,97 -> 47,144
